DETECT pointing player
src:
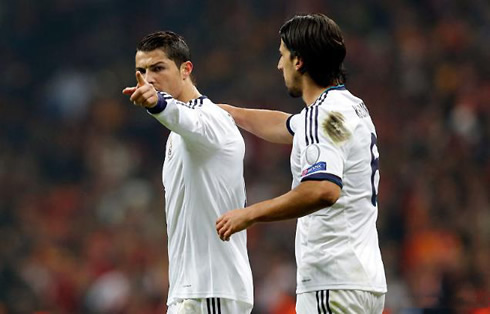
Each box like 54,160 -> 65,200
216,14 -> 387,313
123,31 -> 253,314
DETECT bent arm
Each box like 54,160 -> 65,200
220,104 -> 293,144
246,180 -> 340,222
216,180 -> 341,240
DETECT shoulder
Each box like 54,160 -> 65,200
318,88 -> 368,120
315,89 -> 366,144
199,98 -> 242,130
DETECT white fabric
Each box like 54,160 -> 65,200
151,94 -> 253,306
167,298 -> 253,314
287,86 -> 387,295
296,289 -> 385,314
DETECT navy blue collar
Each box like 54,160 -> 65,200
309,84 -> 346,107
323,84 -> 346,94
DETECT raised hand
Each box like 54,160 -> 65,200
122,71 -> 158,108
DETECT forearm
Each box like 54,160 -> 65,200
223,105 -> 293,144
246,181 -> 339,223
216,181 -> 340,241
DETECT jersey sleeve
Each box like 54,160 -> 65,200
148,92 -> 228,148
299,107 -> 357,188
286,114 -> 300,136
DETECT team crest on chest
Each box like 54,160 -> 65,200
166,137 -> 173,160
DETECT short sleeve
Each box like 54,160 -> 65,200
286,114 -> 300,136
299,107 -> 356,188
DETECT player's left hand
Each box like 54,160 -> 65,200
216,209 -> 253,241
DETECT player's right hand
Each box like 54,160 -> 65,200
122,71 -> 158,108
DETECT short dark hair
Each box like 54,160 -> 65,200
137,31 -> 191,68
280,14 -> 346,86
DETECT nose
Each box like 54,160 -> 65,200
144,72 -> 155,85
277,59 -> 282,71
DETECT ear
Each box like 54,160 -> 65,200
181,61 -> 193,80
294,57 -> 304,73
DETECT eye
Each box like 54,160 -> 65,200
136,68 -> 146,74
152,66 -> 164,72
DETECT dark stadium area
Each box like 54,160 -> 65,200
1,0 -> 488,313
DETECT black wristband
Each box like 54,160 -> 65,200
147,92 -> 168,114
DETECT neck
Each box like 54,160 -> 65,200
177,82 -> 201,103
302,77 -> 341,107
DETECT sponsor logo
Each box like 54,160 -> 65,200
301,161 -> 326,176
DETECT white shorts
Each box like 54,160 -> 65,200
296,290 -> 385,314
167,298 -> 253,314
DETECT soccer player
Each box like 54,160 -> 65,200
123,31 -> 253,314
216,14 -> 387,313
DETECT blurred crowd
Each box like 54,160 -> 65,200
1,0 -> 489,313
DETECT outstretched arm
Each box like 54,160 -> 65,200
220,104 -> 293,144
216,180 -> 341,241
123,71 -> 158,108
123,72 -> 229,148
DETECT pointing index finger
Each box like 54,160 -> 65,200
135,71 -> 147,86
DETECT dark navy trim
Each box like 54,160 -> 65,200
286,114 -> 295,136
308,107 -> 315,145
312,84 -> 346,108
325,84 -> 345,93
147,92 -> 168,114
189,95 -> 207,109
314,106 -> 319,143
304,109 -> 309,145
306,102 -> 321,145
316,291 -> 322,314
326,290 -> 332,314
206,298 -> 211,313
301,173 -> 343,188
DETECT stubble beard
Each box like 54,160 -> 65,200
285,74 -> 302,98
287,87 -> 302,98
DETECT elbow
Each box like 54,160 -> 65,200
297,180 -> 341,212
318,191 -> 339,207
315,182 -> 341,207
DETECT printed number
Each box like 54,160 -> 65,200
370,133 -> 380,206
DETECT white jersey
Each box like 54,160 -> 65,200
149,92 -> 253,306
286,85 -> 387,294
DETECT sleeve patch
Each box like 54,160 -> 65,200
301,161 -> 326,177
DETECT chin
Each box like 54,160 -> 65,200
287,87 -> 302,98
